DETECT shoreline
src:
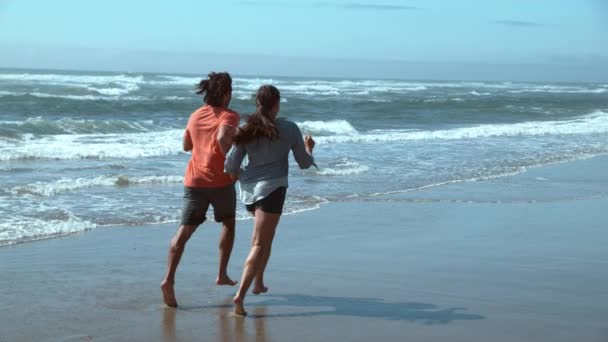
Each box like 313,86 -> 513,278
3,152 -> 607,249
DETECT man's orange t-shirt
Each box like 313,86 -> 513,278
183,105 -> 240,188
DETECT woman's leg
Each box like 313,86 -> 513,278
233,209 -> 281,315
253,214 -> 280,294
252,187 -> 285,294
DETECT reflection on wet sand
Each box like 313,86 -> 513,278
161,306 -> 177,342
216,300 -> 268,342
161,300 -> 267,342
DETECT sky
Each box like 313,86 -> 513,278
0,0 -> 607,81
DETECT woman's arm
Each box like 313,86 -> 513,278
291,125 -> 315,169
224,144 -> 247,176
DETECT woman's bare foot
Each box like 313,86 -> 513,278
216,275 -> 238,286
252,285 -> 268,295
233,296 -> 247,316
161,280 -> 178,308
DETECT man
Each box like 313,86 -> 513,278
161,72 -> 240,307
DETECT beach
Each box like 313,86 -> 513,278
1,155 -> 607,342
2,1 -> 607,340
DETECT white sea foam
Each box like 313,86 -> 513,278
30,92 -> 108,101
315,111 -> 608,143
370,85 -> 427,92
232,93 -> 286,102
86,87 -> 128,96
0,73 -> 144,97
0,117 -> 154,135
237,94 -> 253,101
233,77 -> 277,91
0,73 -> 145,93
469,91 -> 491,96
296,120 -> 358,136
281,196 -> 329,216
150,75 -> 200,85
3,112 -> 606,161
509,87 -> 607,94
0,91 -> 147,101
230,79 -> 431,96
161,96 -> 189,101
85,83 -> 140,96
0,129 -> 183,161
3,72 -> 604,98
314,159 -> 369,176
0,73 -> 142,94
148,76 -> 276,88
0,213 -> 96,247
0,72 -> 144,85
10,175 -> 183,197
3,72 -> 605,93
120,96 -> 148,101
273,80 -> 606,95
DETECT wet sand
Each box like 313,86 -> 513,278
1,157 -> 608,341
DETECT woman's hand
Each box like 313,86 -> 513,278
304,134 -> 315,154
227,170 -> 241,182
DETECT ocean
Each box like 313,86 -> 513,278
1,68 -> 607,246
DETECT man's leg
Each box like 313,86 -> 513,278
161,224 -> 197,307
212,184 -> 238,286
217,217 -> 237,286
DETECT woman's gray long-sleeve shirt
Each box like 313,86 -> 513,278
224,118 -> 315,204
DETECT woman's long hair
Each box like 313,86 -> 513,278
234,85 -> 281,145
195,72 -> 232,107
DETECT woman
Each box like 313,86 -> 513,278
161,72 -> 240,308
225,85 -> 316,315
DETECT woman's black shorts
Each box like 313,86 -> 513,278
245,187 -> 287,214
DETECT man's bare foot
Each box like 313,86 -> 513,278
252,285 -> 268,295
216,275 -> 237,286
233,296 -> 247,316
161,280 -> 178,308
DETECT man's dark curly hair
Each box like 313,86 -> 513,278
195,72 -> 232,107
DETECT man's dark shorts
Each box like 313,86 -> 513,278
245,187 -> 287,214
181,184 -> 236,227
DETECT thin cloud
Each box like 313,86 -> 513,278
238,0 -> 282,5
238,1 -> 421,11
341,3 -> 420,11
495,20 -> 543,28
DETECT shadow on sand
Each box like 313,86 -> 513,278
195,293 -> 484,324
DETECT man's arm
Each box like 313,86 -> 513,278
217,125 -> 236,156
183,130 -> 193,152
